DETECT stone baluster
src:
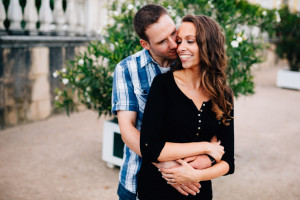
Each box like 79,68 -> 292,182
76,0 -> 85,36
24,0 -> 39,35
0,0 -> 6,35
53,0 -> 66,36
65,0 -> 77,36
7,0 -> 23,34
39,0 -> 54,34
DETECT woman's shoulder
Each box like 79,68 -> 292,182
152,71 -> 173,84
150,72 -> 173,93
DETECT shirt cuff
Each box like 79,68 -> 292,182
112,104 -> 139,115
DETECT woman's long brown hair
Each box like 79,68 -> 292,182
173,15 -> 233,125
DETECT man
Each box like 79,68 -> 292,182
112,4 -> 214,200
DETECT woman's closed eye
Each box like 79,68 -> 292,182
176,40 -> 195,44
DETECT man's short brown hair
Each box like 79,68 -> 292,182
133,4 -> 169,42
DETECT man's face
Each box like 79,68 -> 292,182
143,14 -> 178,61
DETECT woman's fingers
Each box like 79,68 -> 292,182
180,184 -> 198,195
184,183 -> 200,194
167,178 -> 176,184
162,173 -> 172,178
160,167 -> 175,174
171,184 -> 189,196
161,171 -> 177,184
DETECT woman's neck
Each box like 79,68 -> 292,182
178,67 -> 202,89
174,67 -> 211,105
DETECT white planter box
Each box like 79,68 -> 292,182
276,69 -> 300,90
102,120 -> 124,167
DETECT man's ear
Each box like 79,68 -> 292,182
140,39 -> 150,50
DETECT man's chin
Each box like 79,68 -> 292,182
168,54 -> 178,60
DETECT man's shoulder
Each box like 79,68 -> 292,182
116,49 -> 147,70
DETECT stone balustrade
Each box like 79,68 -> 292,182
0,36 -> 98,129
0,0 -> 108,36
0,0 -> 108,129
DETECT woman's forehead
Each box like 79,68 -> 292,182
177,22 -> 196,37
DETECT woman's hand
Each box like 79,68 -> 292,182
160,159 -> 200,184
206,141 -> 224,162
170,183 -> 201,196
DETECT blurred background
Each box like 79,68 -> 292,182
0,0 -> 299,199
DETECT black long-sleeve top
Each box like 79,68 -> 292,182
137,72 -> 234,200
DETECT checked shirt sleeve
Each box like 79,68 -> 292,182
112,63 -> 139,115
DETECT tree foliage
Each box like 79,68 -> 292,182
55,0 -> 278,117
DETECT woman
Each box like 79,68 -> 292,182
137,15 -> 234,200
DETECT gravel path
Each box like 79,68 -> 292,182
0,65 -> 299,200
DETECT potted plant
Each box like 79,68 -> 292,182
54,0 -> 277,167
274,6 -> 300,90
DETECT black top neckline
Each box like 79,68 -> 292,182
169,71 -> 211,111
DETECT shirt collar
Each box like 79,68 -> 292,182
141,49 -> 156,68
140,49 -> 178,68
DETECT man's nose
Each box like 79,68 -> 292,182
169,38 -> 177,49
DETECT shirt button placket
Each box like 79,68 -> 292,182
196,103 -> 205,136
197,109 -> 202,136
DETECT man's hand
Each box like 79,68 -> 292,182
206,141 -> 224,162
183,154 -> 212,169
155,136 -> 218,195
182,135 -> 218,169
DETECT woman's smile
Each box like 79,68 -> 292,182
179,54 -> 194,62
176,22 -> 200,69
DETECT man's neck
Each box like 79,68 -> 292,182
148,51 -> 172,68
157,59 -> 173,68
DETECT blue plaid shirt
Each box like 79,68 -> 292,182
112,49 -> 169,194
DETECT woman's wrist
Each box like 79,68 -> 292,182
201,142 -> 210,155
194,169 -> 203,182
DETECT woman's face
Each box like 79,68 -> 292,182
176,22 -> 200,70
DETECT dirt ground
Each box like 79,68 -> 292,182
0,65 -> 299,200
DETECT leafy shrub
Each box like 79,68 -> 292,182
55,0 -> 277,117
273,6 -> 300,72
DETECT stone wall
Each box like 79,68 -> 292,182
0,36 -> 94,129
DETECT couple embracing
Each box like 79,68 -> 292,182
112,4 -> 234,200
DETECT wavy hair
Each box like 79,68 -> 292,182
173,15 -> 233,125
